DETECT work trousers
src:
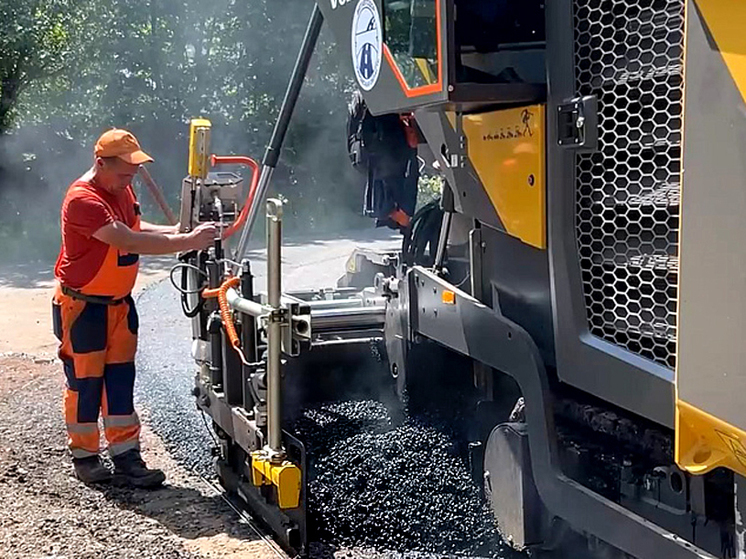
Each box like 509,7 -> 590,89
52,286 -> 141,459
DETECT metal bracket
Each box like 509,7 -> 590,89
268,308 -> 288,323
557,95 -> 598,150
442,112 -> 467,169
249,450 -> 301,509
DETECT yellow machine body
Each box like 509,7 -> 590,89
460,106 -> 547,249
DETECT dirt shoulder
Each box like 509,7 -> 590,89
0,355 -> 279,559
0,256 -> 174,356
0,258 -> 284,559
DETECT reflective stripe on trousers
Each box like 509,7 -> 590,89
108,439 -> 140,457
53,285 -> 141,458
71,447 -> 100,459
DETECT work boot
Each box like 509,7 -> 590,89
73,456 -> 113,484
112,450 -> 166,488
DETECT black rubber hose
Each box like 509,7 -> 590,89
402,198 -> 443,267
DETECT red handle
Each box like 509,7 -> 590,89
210,155 -> 260,239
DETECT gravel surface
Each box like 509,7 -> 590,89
0,355 -> 278,559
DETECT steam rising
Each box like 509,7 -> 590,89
0,2 -> 365,265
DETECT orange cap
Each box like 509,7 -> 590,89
94,129 -> 154,165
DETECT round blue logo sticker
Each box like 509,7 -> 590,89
351,0 -> 382,91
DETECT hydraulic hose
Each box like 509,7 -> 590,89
202,275 -> 250,365
170,259 -> 206,318
210,155 -> 260,240
402,198 -> 443,267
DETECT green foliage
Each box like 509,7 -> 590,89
417,173 -> 444,209
0,0 -> 90,132
0,0 -> 365,262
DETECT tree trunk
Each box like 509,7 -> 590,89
0,61 -> 23,135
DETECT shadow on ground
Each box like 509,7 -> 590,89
0,261 -> 55,289
99,483 -> 267,543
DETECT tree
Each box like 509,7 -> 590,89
0,0 -> 90,134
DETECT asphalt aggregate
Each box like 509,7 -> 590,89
295,401 -> 514,557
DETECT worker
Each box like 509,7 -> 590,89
52,129 -> 216,487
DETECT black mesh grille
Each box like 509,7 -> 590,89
573,0 -> 685,369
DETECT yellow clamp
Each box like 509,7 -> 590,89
250,451 -> 302,509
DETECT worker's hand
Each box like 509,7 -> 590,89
187,222 -> 218,250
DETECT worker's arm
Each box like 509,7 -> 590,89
93,221 -> 216,255
140,221 -> 179,234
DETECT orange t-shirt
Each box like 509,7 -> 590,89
54,177 -> 141,298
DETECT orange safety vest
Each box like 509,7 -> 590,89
81,205 -> 141,300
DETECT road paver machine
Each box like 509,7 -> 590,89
175,1 -> 746,557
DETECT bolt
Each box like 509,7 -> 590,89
528,174 -> 535,186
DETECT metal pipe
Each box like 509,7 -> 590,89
310,306 -> 386,330
207,259 -> 223,387
226,288 -> 269,317
262,6 -> 323,170
280,295 -> 357,309
229,286 -> 385,329
266,199 -> 284,456
297,297 -> 383,310
282,293 -> 387,309
235,167 -> 274,261
434,183 -> 454,272
267,200 -> 283,309
235,5 -> 324,261
305,298 -> 368,310
240,260 -> 257,365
